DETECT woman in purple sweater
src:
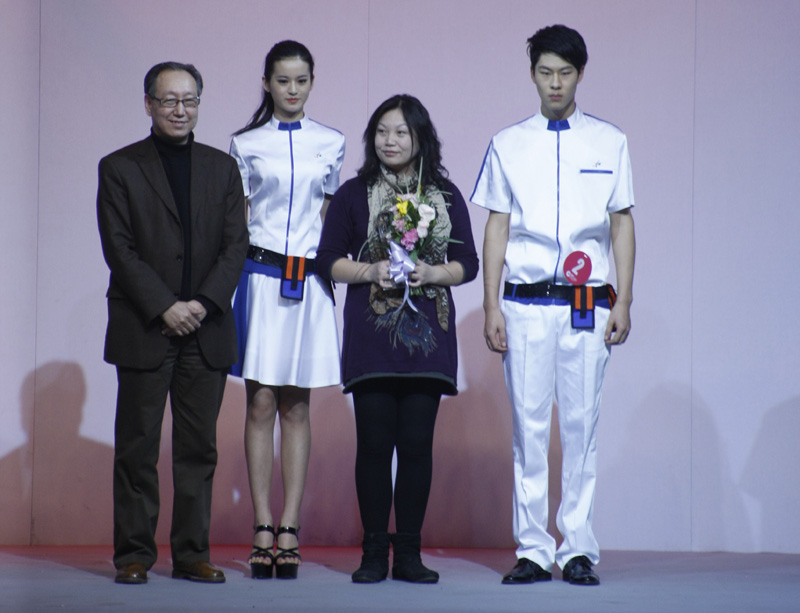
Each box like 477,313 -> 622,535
316,94 -> 478,584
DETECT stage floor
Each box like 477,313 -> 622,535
3,546 -> 799,612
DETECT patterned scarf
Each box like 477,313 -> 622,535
365,165 -> 452,355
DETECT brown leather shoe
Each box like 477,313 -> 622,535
115,562 -> 148,584
172,560 -> 226,583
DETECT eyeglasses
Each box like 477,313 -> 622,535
151,96 -> 201,109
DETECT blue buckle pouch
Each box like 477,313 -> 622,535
281,255 -> 306,301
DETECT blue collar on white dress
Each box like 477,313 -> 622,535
547,118 -> 571,131
278,121 -> 300,130
278,120 -> 302,131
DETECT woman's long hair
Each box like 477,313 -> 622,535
357,94 -> 449,191
233,40 -> 314,136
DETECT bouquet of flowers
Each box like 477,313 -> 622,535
388,186 -> 439,263
372,158 -> 452,303
376,158 -> 448,263
368,159 -> 458,355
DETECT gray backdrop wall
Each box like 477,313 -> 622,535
1,0 -> 798,553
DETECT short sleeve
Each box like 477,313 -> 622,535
607,134 -> 635,213
324,134 -> 346,196
470,139 -> 512,213
229,136 -> 251,199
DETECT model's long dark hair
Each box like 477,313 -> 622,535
357,94 -> 449,191
233,40 -> 314,136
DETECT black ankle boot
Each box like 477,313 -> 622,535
352,532 -> 390,583
391,532 -> 439,583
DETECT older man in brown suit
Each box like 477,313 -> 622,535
97,62 -> 248,585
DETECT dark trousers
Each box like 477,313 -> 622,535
112,336 -> 226,569
352,378 -> 441,534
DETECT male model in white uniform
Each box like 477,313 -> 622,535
471,24 -> 635,586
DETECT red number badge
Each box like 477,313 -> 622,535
563,251 -> 592,285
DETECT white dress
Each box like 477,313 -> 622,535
230,115 -> 345,387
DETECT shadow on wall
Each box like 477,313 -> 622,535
0,363 -> 37,544
741,394 -> 800,553
601,384 -> 754,551
2,362 -> 256,548
600,383 -> 695,550
23,362 -> 114,545
691,390 -> 754,551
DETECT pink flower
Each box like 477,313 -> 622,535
401,228 -> 419,251
393,218 -> 406,233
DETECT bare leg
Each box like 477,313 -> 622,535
245,380 -> 279,563
276,386 -> 311,567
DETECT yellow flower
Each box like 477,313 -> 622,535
396,198 -> 409,216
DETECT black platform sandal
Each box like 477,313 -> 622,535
275,526 -> 301,579
249,524 -> 276,579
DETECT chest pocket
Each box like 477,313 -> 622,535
576,168 -> 616,207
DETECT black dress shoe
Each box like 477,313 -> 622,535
115,562 -> 148,584
172,561 -> 226,583
562,555 -> 600,585
501,558 -> 552,584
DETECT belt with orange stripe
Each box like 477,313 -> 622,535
504,281 -> 613,303
247,245 -> 316,301
247,245 -> 316,274
503,281 -> 616,330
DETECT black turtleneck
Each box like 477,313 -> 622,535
151,130 -> 193,300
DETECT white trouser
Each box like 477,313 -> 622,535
502,299 -> 610,571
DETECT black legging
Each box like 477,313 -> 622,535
352,378 -> 441,534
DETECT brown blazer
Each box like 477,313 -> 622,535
97,135 -> 248,370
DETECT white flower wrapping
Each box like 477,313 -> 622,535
416,203 -> 436,239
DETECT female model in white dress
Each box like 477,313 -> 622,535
230,40 -> 345,579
